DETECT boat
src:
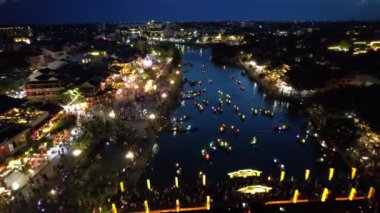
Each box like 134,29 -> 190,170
220,123 -> 226,133
228,169 -> 263,179
152,143 -> 159,156
218,98 -> 224,105
201,149 -> 210,161
275,125 -> 289,132
238,113 -> 245,121
208,79 -> 213,84
315,154 -> 327,163
216,138 -> 232,151
209,142 -> 217,152
211,106 -> 217,114
180,94 -> 194,100
263,110 -> 274,117
179,115 -> 190,122
195,102 -> 204,111
250,136 -> 257,145
240,86 -> 245,91
202,99 -> 209,106
175,163 -> 182,175
273,158 -> 285,170
217,107 -> 223,114
169,124 -> 197,132
296,134 -> 306,144
226,99 -> 231,105
233,105 -> 240,113
231,125 -> 240,135
251,107 -> 258,115
237,185 -> 272,194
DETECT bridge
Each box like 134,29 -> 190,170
111,167 -> 377,213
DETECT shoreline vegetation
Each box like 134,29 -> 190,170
209,45 -> 378,188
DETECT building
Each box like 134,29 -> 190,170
24,68 -> 66,101
42,47 -> 66,60
26,52 -> 45,69
79,76 -> 105,97
0,124 -> 30,162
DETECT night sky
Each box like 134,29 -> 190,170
0,0 -> 380,24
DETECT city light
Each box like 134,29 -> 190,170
148,113 -> 156,120
11,182 -> 20,191
161,93 -> 168,99
109,110 -> 116,119
72,149 -> 82,157
126,151 -> 134,160
50,189 -> 57,196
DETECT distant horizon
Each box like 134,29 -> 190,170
2,18 -> 380,26
1,0 -> 380,25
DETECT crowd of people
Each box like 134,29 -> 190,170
112,170 -> 373,212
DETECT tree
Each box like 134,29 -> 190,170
60,88 -> 85,105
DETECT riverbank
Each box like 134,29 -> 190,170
237,58 -> 300,102
125,57 -> 184,189
234,55 -> 380,187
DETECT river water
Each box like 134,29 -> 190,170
141,46 -> 323,188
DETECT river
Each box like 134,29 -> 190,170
140,46 -> 325,189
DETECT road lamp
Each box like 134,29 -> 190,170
125,151 -> 135,161
161,93 -> 168,99
72,149 -> 82,157
109,110 -> 116,119
148,113 -> 156,120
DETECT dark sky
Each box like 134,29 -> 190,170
0,0 -> 380,24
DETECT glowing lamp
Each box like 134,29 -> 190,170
72,149 -> 82,157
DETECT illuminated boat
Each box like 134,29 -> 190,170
201,149 -> 210,161
236,80 -> 241,85
238,113 -> 245,121
240,86 -> 245,91
251,107 -> 258,115
316,154 -> 327,163
220,123 -> 226,133
216,138 -> 232,151
231,125 -> 240,135
179,115 -> 190,122
263,110 -> 274,117
195,102 -> 204,111
226,98 -> 231,105
202,99 -> 209,106
296,134 -> 306,144
211,106 -> 217,114
180,94 -> 194,100
237,185 -> 272,194
209,142 -> 217,152
218,98 -> 224,105
175,163 -> 182,175
275,124 -> 289,132
273,158 -> 285,170
250,136 -> 257,145
217,107 -> 223,113
208,79 -> 213,84
228,169 -> 263,179
233,105 -> 239,112
169,125 -> 197,132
